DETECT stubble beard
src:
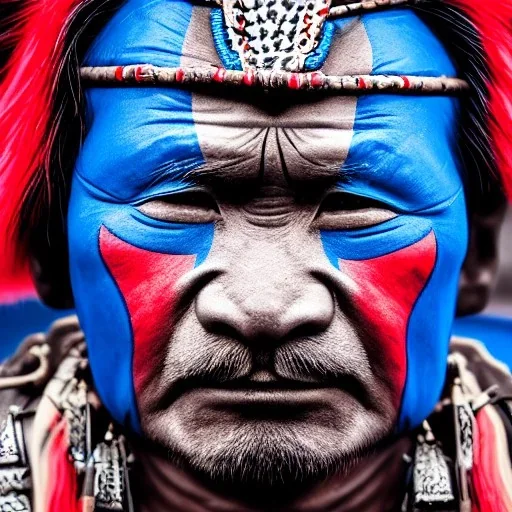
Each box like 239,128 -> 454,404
143,402 -> 394,498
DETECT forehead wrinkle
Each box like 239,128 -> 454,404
341,114 -> 462,210
77,85 -> 205,200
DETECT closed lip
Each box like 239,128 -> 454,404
156,375 -> 369,411
181,376 -> 367,408
188,386 -> 349,413
202,379 -> 335,405
211,377 -> 324,392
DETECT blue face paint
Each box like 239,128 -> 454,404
321,10 -> 468,430
68,0 -> 212,431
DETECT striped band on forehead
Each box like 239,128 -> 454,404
80,65 -> 469,94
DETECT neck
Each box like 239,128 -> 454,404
130,436 -> 412,512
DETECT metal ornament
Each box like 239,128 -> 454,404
0,493 -> 31,512
62,380 -> 89,470
413,423 -> 455,508
0,413 -> 24,467
0,409 -> 31,511
453,384 -> 474,472
93,437 -> 124,511
449,358 -> 475,511
221,0 -> 331,71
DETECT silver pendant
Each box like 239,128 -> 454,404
455,401 -> 474,472
413,428 -> 455,508
61,380 -> 88,470
0,411 -> 25,467
0,409 -> 31,511
93,439 -> 124,510
0,492 -> 31,512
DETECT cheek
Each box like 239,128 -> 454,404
339,231 -> 437,409
99,226 -> 195,400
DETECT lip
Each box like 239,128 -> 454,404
184,386 -> 355,420
154,374 -> 369,413
196,386 -> 343,404
180,378 -> 338,406
213,377 -> 323,391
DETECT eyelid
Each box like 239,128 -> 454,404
133,186 -> 213,206
136,189 -> 221,224
314,209 -> 397,230
313,191 -> 397,230
316,190 -> 397,213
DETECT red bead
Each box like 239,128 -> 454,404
242,69 -> 255,86
175,68 -> 185,83
115,66 -> 124,81
213,68 -> 226,83
134,66 -> 143,82
358,77 -> 366,89
317,7 -> 329,16
310,72 -> 324,88
288,73 -> 301,90
401,75 -> 411,89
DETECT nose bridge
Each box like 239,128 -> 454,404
235,234 -> 302,321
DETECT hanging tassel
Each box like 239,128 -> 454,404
470,405 -> 512,512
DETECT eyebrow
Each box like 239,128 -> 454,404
183,159 -> 347,192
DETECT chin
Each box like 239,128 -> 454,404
141,387 -> 396,490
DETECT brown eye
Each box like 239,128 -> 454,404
137,191 -> 221,224
313,192 -> 396,230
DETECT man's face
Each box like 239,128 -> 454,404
68,0 -> 469,484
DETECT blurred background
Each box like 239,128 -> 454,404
488,209 -> 512,316
1,210 -> 511,363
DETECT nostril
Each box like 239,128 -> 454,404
195,283 -> 250,340
286,321 -> 329,341
204,320 -> 243,341
280,287 -> 335,340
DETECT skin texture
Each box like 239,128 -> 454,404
51,0 -> 493,505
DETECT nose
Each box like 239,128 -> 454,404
195,247 -> 335,346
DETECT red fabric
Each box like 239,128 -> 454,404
471,406 -> 512,512
339,232 -> 436,408
46,413 -> 80,512
99,226 -> 196,397
0,0 -> 82,302
447,0 -> 512,199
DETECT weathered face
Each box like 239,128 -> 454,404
68,0 -> 469,485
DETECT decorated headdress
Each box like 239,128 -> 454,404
0,0 -> 511,302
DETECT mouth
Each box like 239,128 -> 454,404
213,374 -> 323,392
156,370 -> 369,418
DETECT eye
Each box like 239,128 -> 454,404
137,190 -> 222,224
313,192 -> 396,230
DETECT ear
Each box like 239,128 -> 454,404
29,219 -> 74,309
457,194 -> 507,316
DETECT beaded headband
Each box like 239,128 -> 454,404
79,0 -> 469,95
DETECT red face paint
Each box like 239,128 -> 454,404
339,231 -> 437,409
99,226 -> 196,399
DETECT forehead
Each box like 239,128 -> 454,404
76,0 -> 462,210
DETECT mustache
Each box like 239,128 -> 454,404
161,334 -> 373,399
